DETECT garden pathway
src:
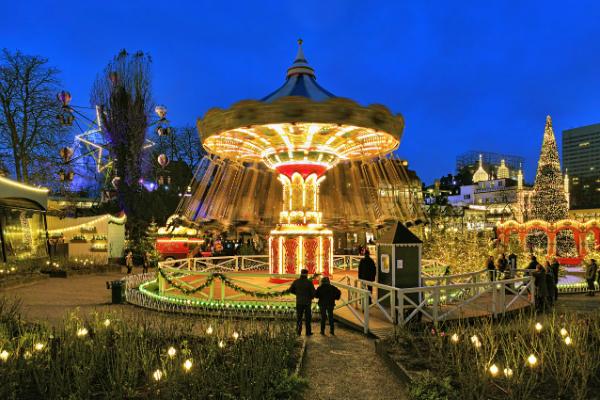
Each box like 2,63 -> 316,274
301,328 -> 407,400
2,268 -> 137,325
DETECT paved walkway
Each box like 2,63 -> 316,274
301,328 -> 407,400
2,269 -> 134,325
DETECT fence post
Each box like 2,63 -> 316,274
432,287 -> 440,326
235,257 -> 240,271
187,258 -> 192,271
397,291 -> 404,325
390,287 -> 397,324
363,290 -> 370,335
492,281 -> 498,316
158,271 -> 165,294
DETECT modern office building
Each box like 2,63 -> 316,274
563,123 -> 600,210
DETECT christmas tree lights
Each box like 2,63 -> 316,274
531,116 -> 569,222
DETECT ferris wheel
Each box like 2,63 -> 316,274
55,90 -> 174,196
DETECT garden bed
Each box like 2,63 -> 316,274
0,297 -> 306,399
381,312 -> 600,400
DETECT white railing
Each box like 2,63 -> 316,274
125,261 -> 535,334
158,255 -> 270,272
333,255 -> 362,271
357,276 -> 534,327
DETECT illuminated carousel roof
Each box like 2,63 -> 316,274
199,41 -> 404,170
261,39 -> 336,102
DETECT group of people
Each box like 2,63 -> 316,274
289,250 -> 377,336
124,250 -> 157,275
485,252 -> 518,281
526,255 -> 560,311
289,269 -> 341,336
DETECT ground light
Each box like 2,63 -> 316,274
488,364 -> 499,376
527,354 -> 538,367
183,359 -> 193,372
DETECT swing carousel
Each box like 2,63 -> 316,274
198,40 -> 404,278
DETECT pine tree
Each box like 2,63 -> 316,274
531,115 -> 569,222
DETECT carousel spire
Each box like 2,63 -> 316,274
287,38 -> 315,78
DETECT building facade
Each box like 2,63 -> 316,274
563,123 -> 600,210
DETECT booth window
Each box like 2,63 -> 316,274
0,207 -> 47,261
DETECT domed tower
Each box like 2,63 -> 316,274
473,154 -> 489,183
198,41 -> 404,278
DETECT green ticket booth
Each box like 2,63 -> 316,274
376,222 -> 422,308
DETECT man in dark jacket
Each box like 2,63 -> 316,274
315,276 -> 341,336
358,250 -> 377,301
532,263 -> 548,311
585,259 -> 598,297
289,269 -> 316,335
551,258 -> 560,300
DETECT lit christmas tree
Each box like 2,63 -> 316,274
531,115 -> 569,222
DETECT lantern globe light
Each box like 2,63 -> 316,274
489,364 -> 499,376
103,319 -> 111,327
451,333 -> 459,343
535,322 -> 543,332
218,340 -> 225,348
183,359 -> 193,371
503,367 -> 514,378
0,350 -> 9,362
560,328 -> 568,337
232,331 -> 240,340
527,354 -> 538,366
76,327 -> 88,337
206,325 -> 213,335
564,336 -> 573,345
34,342 -> 44,351
153,369 -> 163,381
167,347 -> 177,358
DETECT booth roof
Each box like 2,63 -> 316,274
378,222 -> 422,245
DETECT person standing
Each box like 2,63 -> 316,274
358,250 -> 377,301
544,261 -> 557,307
498,253 -> 508,274
315,277 -> 341,336
532,262 -> 548,311
585,259 -> 598,297
125,251 -> 134,274
551,258 -> 560,300
486,255 -> 496,281
289,269 -> 316,336
142,251 -> 151,274
508,251 -> 518,275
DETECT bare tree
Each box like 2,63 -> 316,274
91,50 -> 153,247
0,49 -> 67,183
175,125 -> 205,170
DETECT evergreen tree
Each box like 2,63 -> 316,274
531,115 -> 569,222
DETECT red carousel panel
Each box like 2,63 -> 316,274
283,238 -> 298,274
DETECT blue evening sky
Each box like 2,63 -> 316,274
3,0 -> 600,184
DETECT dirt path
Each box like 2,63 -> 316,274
301,327 -> 407,400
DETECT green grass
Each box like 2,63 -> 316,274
0,297 -> 305,399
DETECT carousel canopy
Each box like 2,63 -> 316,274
261,39 -> 336,103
